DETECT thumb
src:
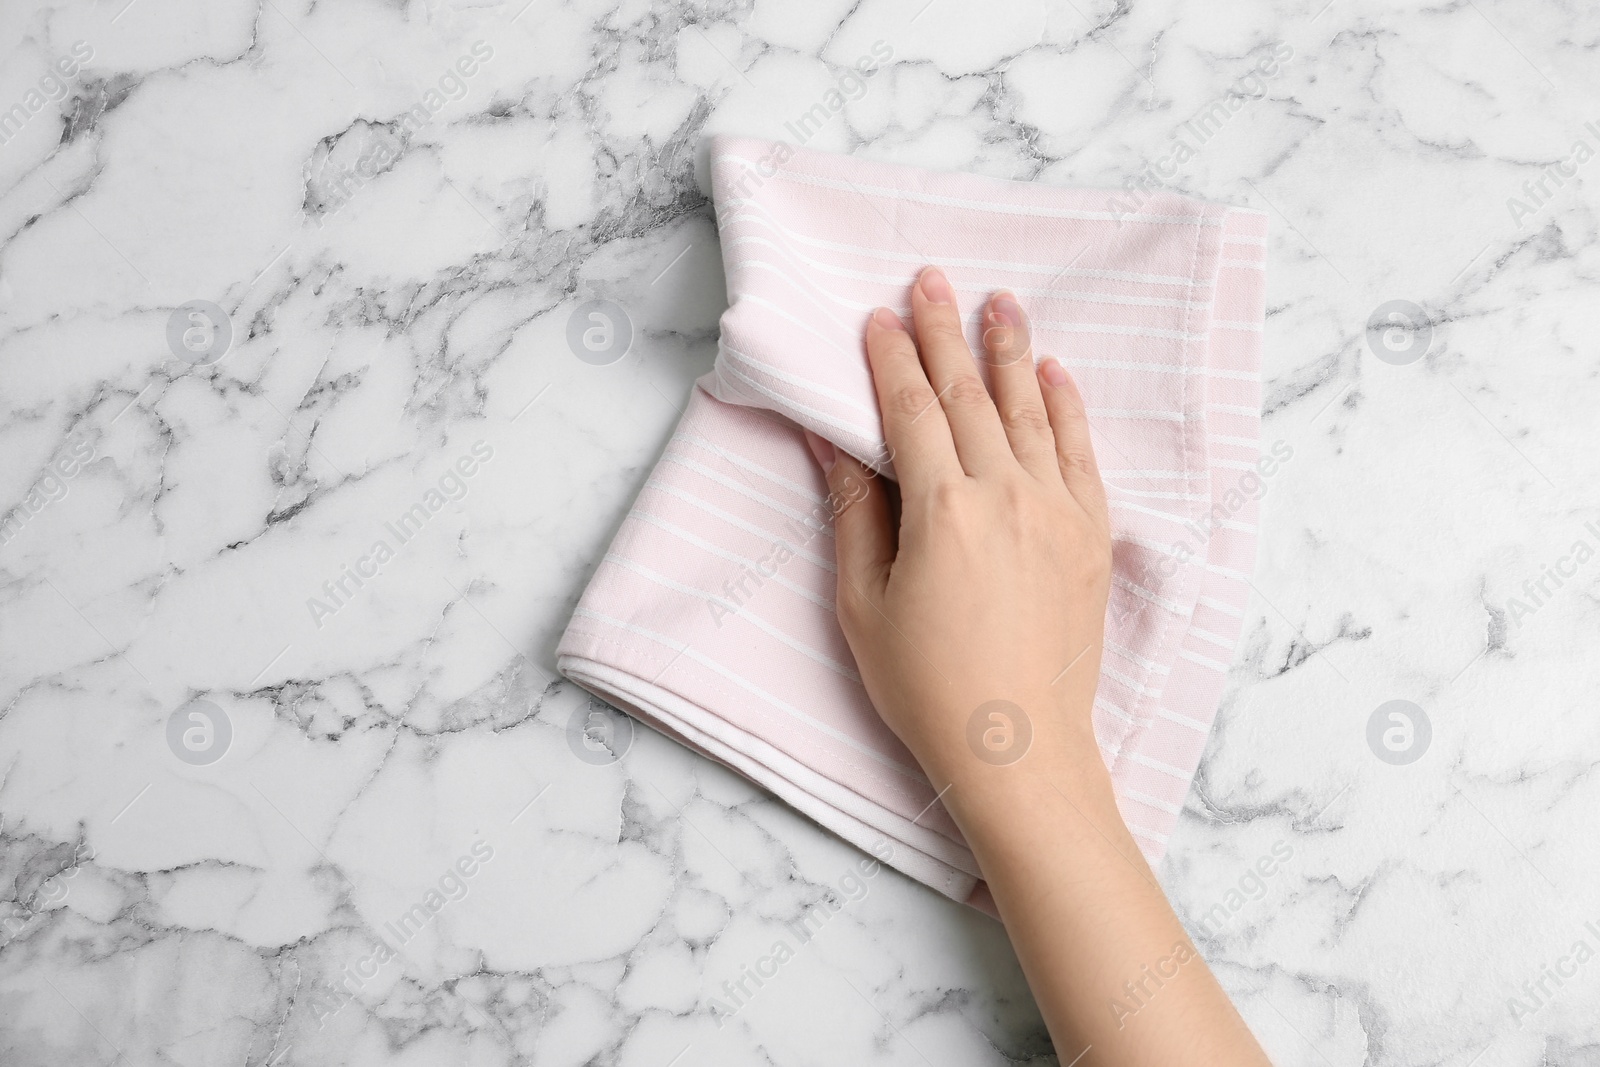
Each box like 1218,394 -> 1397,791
804,429 -> 893,601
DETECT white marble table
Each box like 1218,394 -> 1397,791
3,1 -> 1598,1064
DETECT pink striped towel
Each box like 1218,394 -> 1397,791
557,134 -> 1267,909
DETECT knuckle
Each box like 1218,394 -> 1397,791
999,476 -> 1032,512
1000,402 -> 1050,436
942,374 -> 992,409
885,384 -> 935,422
1059,449 -> 1095,477
930,477 -> 967,513
1003,478 -> 1051,527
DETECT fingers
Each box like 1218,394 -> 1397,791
909,267 -> 1014,475
804,429 -> 894,601
981,290 -> 1059,482
865,307 -> 961,487
1038,357 -> 1109,523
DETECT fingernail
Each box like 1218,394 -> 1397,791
804,428 -> 836,472
1040,356 -> 1069,388
986,292 -> 1031,364
918,266 -> 954,304
871,306 -> 906,332
991,292 -> 1025,330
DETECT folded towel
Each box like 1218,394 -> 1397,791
557,134 -> 1267,909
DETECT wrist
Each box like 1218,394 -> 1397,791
920,703 -> 1117,847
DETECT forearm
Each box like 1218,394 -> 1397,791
934,719 -> 1271,1067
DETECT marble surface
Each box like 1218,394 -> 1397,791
3,0 -> 1599,1063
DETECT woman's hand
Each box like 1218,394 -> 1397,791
804,267 -> 1272,1067
804,266 -> 1112,792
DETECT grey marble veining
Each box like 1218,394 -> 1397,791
2,0 -> 1599,1064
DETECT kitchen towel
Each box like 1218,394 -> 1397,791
556,134 -> 1267,909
